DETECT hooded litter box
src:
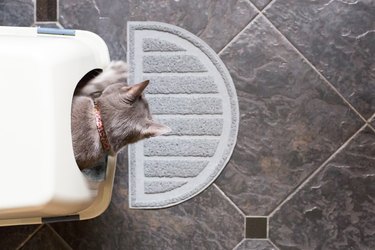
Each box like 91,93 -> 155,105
0,26 -> 115,227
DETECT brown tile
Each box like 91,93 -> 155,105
246,217 -> 268,239
36,0 -> 57,21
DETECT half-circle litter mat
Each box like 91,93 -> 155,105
127,22 -> 239,209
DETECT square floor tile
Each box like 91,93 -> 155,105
265,0 -> 375,118
217,15 -> 363,215
270,127 -> 375,249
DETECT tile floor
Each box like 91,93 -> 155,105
0,0 -> 374,249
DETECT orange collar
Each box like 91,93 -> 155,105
93,102 -> 111,152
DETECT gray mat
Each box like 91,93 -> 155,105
127,22 -> 239,209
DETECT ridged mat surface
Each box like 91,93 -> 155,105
127,22 -> 239,208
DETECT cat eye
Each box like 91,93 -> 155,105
119,93 -> 135,104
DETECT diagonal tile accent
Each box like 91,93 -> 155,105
270,126 -> 375,249
370,114 -> 375,129
0,225 -> 39,250
51,150 -> 244,250
59,0 -> 257,60
249,0 -> 272,10
216,15 -> 363,215
0,0 -> 34,26
235,239 -> 278,250
20,225 -> 72,250
264,0 -> 375,119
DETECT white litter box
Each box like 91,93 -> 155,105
0,26 -> 116,227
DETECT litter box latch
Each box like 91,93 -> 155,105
42,214 -> 80,224
37,27 -> 76,36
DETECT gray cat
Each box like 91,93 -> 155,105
72,61 -> 170,169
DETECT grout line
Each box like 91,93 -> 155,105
258,13 -> 367,123
213,183 -> 246,217
34,21 -> 58,24
261,0 -> 277,13
244,0 -> 276,13
366,114 -> 375,132
15,224 -> 44,250
268,123 -> 367,217
33,0 -> 36,24
56,21 -> 64,29
243,216 -> 246,239
244,216 -> 248,239
244,215 -> 269,239
232,238 -> 245,250
367,123 -> 375,133
268,239 -> 280,250
47,224 -> 74,250
56,0 -> 60,22
244,0 -> 258,10
217,6 -> 260,56
32,21 -> 63,29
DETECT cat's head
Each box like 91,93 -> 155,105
97,80 -> 171,150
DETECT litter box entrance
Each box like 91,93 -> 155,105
71,69 -> 109,176
73,69 -> 103,96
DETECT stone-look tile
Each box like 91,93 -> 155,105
0,225 -> 38,249
0,0 -> 34,26
236,240 -> 277,250
216,15 -> 363,215
36,0 -> 57,21
265,0 -> 375,119
59,0 -> 257,60
270,127 -> 375,250
249,0 -> 272,10
21,225 -> 72,250
52,150 -> 243,250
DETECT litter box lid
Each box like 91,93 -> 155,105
0,26 -> 110,219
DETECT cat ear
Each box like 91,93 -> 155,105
123,80 -> 149,98
143,122 -> 171,138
